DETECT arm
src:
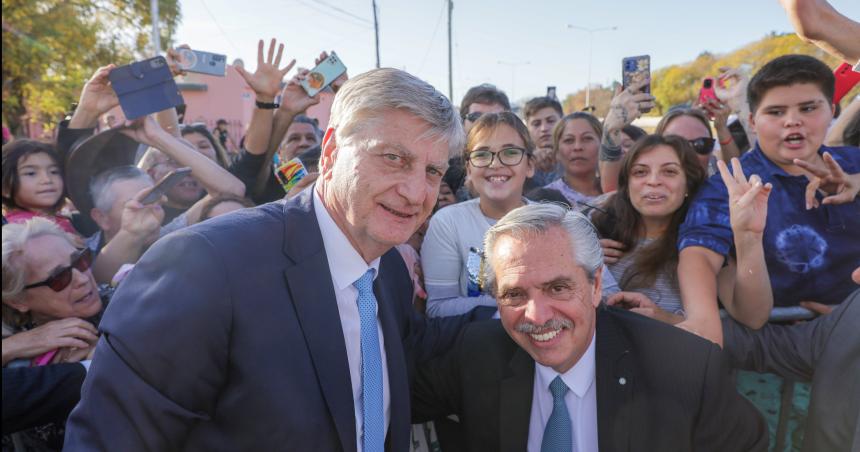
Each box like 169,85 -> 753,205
1,318 -> 98,366
779,0 -> 860,63
420,212 -> 497,318
599,80 -> 654,192
700,98 -> 741,163
64,230 -> 232,450
826,98 -> 860,147
677,246 -> 725,346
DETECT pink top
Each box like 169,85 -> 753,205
4,209 -> 78,235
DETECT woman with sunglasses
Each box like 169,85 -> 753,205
421,112 -> 535,318
655,106 -> 740,176
2,218 -> 103,368
593,135 -> 706,323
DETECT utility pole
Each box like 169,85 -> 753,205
497,60 -> 530,102
372,0 -> 380,68
447,0 -> 453,101
566,24 -> 617,110
151,0 -> 160,54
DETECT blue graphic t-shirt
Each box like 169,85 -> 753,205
679,144 -> 860,307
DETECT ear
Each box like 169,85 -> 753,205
4,295 -> 30,314
90,208 -> 111,233
526,155 -> 536,178
591,266 -> 603,308
319,127 -> 338,179
747,110 -> 756,133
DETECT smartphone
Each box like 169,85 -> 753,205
109,56 -> 185,120
546,86 -> 557,100
300,52 -> 347,97
141,167 -> 192,205
622,55 -> 651,95
833,62 -> 860,104
698,77 -> 719,119
273,156 -> 308,193
177,49 -> 227,77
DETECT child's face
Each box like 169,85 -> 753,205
14,152 -> 63,211
750,83 -> 833,174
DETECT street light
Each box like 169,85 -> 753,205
567,24 -> 617,110
497,60 -> 531,102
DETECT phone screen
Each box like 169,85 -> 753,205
141,167 -> 192,205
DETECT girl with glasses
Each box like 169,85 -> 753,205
420,112 -> 535,317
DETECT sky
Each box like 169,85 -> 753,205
175,0 -> 860,105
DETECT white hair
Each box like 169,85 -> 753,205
482,203 -> 604,292
328,68 -> 465,157
89,165 -> 152,213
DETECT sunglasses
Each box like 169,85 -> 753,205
688,137 -> 716,155
467,147 -> 528,168
465,112 -> 484,123
24,248 -> 93,292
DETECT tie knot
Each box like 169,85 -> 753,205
549,376 -> 569,400
353,269 -> 375,292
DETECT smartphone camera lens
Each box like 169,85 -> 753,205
703,79 -> 712,88
151,58 -> 164,68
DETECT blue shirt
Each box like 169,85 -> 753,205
679,144 -> 860,307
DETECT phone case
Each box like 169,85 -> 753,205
833,62 -> 860,104
178,49 -> 227,77
273,157 -> 308,192
109,56 -> 185,120
622,55 -> 651,94
300,52 -> 347,97
141,167 -> 192,204
698,77 -> 718,105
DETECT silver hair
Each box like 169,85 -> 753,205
482,203 -> 604,293
328,68 -> 465,157
89,165 -> 152,213
2,218 -> 77,334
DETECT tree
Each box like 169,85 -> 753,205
2,0 -> 181,137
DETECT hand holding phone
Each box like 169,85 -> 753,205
622,55 -> 651,95
176,49 -> 227,77
109,57 -> 185,120
300,52 -> 348,97
141,167 -> 192,205
833,62 -> 860,104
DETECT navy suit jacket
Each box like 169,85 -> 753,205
64,188 -> 485,451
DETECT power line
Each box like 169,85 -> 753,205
311,0 -> 372,25
295,0 -> 372,29
417,0 -> 447,73
199,0 -> 242,56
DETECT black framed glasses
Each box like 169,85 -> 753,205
688,137 -> 716,155
465,112 -> 483,122
467,147 -> 528,168
24,248 -> 93,292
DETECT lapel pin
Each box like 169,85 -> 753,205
618,377 -> 627,385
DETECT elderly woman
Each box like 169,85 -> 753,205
2,218 -> 103,367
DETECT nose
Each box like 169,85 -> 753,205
38,170 -> 52,184
396,171 -> 426,206
488,153 -> 504,169
71,267 -> 90,289
522,295 -> 553,326
783,109 -> 802,127
646,171 -> 661,186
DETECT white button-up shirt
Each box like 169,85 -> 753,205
313,190 -> 390,452
527,332 -> 598,452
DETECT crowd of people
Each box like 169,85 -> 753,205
2,0 -> 859,450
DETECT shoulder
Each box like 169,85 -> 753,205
822,145 -> 860,172
458,320 -> 518,360
600,306 -> 717,364
431,199 -> 481,223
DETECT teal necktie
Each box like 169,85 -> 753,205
353,270 -> 384,452
541,376 -> 572,452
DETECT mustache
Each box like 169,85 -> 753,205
515,318 -> 573,334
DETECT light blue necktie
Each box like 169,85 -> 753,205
353,270 -> 384,452
541,376 -> 573,452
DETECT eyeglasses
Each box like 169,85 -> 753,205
24,248 -> 93,292
688,137 -> 716,155
467,147 -> 528,168
465,112 -> 483,123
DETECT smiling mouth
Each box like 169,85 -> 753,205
642,193 -> 667,201
486,175 -> 511,183
381,204 -> 413,219
529,328 -> 563,342
73,290 -> 94,304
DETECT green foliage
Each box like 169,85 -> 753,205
561,33 -> 859,117
2,0 -> 181,136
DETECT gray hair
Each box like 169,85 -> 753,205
2,218 -> 76,334
89,165 -> 152,213
482,203 -> 604,293
329,68 -> 465,157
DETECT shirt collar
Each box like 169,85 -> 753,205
535,330 -> 596,399
749,143 -> 832,179
313,189 -> 380,291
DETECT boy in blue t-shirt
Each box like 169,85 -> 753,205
677,54 -> 860,345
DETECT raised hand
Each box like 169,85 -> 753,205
604,79 -> 655,135
714,66 -> 750,114
315,51 -> 349,93
699,97 -> 731,129
794,152 -> 860,209
235,39 -> 297,102
717,158 -> 772,235
119,186 -> 166,242
279,68 -> 322,115
119,115 -> 170,148
68,65 -> 120,128
166,44 -> 192,77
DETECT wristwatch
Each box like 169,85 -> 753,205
255,100 -> 280,109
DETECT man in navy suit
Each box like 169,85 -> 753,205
64,68 -> 478,451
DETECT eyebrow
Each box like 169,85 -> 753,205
540,276 -> 578,290
763,99 -> 824,109
19,163 -> 58,170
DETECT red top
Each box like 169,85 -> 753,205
4,209 -> 78,235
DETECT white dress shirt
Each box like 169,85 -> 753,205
527,332 -> 598,452
313,190 -> 390,452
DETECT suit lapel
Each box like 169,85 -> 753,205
282,188 -> 357,452
500,347 -> 534,452
373,264 -> 409,452
595,306 -> 634,452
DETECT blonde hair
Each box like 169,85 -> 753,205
2,217 -> 76,334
